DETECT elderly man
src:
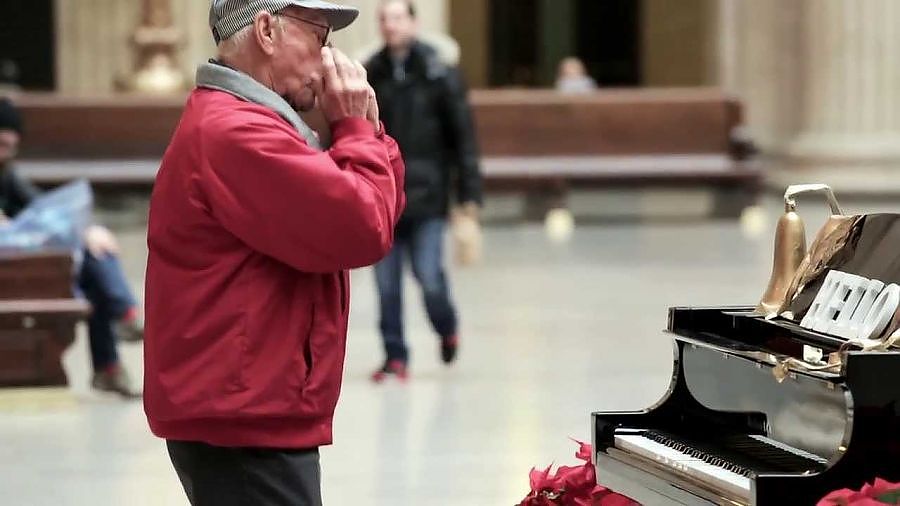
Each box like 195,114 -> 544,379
143,1 -> 405,504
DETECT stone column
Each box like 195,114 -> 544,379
705,0 -> 804,153
55,0 -> 137,94
711,0 -> 739,93
790,0 -> 900,163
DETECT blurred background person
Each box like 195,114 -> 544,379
0,98 -> 142,398
555,56 -> 597,94
0,60 -> 21,99
366,0 -> 482,382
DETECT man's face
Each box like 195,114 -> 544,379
0,130 -> 19,165
560,59 -> 586,79
271,8 -> 330,112
379,1 -> 416,51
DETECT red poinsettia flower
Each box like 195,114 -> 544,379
529,465 -> 564,493
818,478 -> 900,505
519,440 -> 641,506
574,440 -> 593,462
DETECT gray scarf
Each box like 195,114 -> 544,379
195,61 -> 322,151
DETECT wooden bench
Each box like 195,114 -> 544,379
0,252 -> 89,387
469,88 -> 761,217
13,88 -> 760,216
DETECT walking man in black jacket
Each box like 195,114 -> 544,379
366,0 -> 483,382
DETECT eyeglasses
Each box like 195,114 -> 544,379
278,13 -> 332,48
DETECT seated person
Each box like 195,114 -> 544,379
555,56 -> 598,94
0,98 -> 142,399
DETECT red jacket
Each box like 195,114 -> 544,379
144,88 -> 405,449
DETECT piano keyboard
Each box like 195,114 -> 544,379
613,431 -> 829,501
615,433 -> 751,500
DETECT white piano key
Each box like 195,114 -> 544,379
615,434 -> 751,499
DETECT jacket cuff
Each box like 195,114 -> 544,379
331,117 -> 377,139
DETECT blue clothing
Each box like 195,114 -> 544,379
374,217 -> 458,363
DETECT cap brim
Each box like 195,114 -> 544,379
290,0 -> 359,31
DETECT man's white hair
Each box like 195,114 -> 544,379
217,15 -> 285,58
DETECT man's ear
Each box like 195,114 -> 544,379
253,11 -> 280,56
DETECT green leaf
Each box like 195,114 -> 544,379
878,489 -> 900,504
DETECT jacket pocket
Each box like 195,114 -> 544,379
337,272 -> 348,316
230,268 -> 318,415
300,301 -> 316,383
298,286 -> 346,417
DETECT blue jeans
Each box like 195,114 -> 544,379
374,218 -> 458,364
77,251 -> 137,372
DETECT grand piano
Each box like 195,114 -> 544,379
592,306 -> 900,505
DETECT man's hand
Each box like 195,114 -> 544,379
311,47 -> 370,125
84,225 -> 120,258
366,85 -> 381,133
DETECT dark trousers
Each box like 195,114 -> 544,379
76,251 -> 136,371
167,440 -> 323,506
374,217 -> 458,363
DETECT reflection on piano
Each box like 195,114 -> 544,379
593,306 -> 900,505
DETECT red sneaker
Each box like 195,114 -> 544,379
370,360 -> 408,383
441,335 -> 459,364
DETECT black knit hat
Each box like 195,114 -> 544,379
0,98 -> 22,134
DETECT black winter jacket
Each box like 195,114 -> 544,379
0,164 -> 39,218
366,41 -> 483,219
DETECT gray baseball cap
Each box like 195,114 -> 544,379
209,0 -> 359,44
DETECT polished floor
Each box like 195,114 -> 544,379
0,194 -> 887,505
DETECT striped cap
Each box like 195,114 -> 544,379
209,0 -> 359,44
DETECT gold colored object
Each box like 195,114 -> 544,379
757,188 -> 809,315
771,356 -> 842,383
772,361 -> 790,383
757,184 -> 845,316
118,0 -> 186,94
778,186 -> 855,315
792,184 -> 845,250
